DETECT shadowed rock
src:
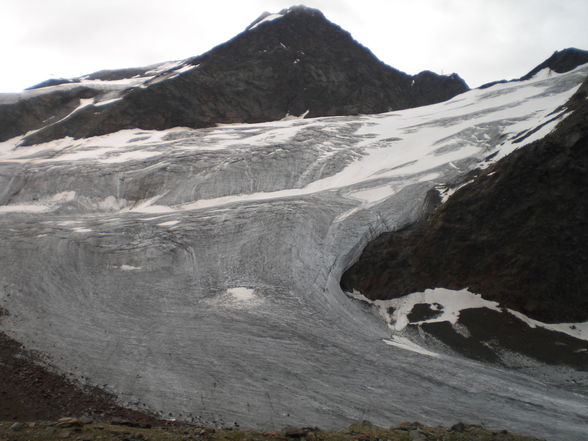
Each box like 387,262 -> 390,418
520,47 -> 588,80
480,47 -> 588,89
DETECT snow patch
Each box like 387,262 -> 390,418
206,287 -> 262,309
0,204 -> 50,213
0,191 -> 76,213
72,227 -> 92,233
383,337 -> 440,358
119,265 -> 142,271
51,191 -> 76,202
94,97 -> 123,107
436,180 -> 473,204
281,110 -> 310,121
79,196 -> 129,212
227,287 -> 256,301
346,185 -> 395,203
530,67 -> 555,81
347,287 -> 501,331
158,220 -> 179,227
98,150 -> 162,163
248,13 -> 284,30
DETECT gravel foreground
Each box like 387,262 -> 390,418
0,420 -> 545,441
1,331 -> 548,441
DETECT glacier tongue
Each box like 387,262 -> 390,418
0,66 -> 588,438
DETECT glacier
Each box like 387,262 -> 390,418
1,65 -> 588,439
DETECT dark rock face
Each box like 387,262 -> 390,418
26,78 -> 81,90
420,308 -> 588,370
0,87 -> 98,142
2,6 -> 468,145
341,78 -> 588,323
479,47 -> 588,89
521,47 -> 588,80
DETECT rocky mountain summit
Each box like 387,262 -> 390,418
0,5 -> 467,146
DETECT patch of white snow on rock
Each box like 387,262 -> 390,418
248,13 -> 284,30
346,287 -> 588,343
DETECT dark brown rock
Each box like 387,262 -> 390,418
56,417 -> 85,428
109,418 -> 139,427
283,425 -> 308,438
449,422 -> 467,432
396,422 -> 424,431
9,422 -> 24,431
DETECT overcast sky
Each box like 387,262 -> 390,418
2,0 -> 587,92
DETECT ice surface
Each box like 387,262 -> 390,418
1,65 -> 587,440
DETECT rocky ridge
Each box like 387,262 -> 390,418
480,47 -> 588,88
0,6 -> 467,146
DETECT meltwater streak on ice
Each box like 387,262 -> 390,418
0,66 -> 588,440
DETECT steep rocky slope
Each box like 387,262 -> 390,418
480,47 -> 588,88
0,6 -> 467,146
521,47 -> 588,80
341,74 -> 588,324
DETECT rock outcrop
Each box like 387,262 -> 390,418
520,47 -> 588,80
480,47 -> 588,89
